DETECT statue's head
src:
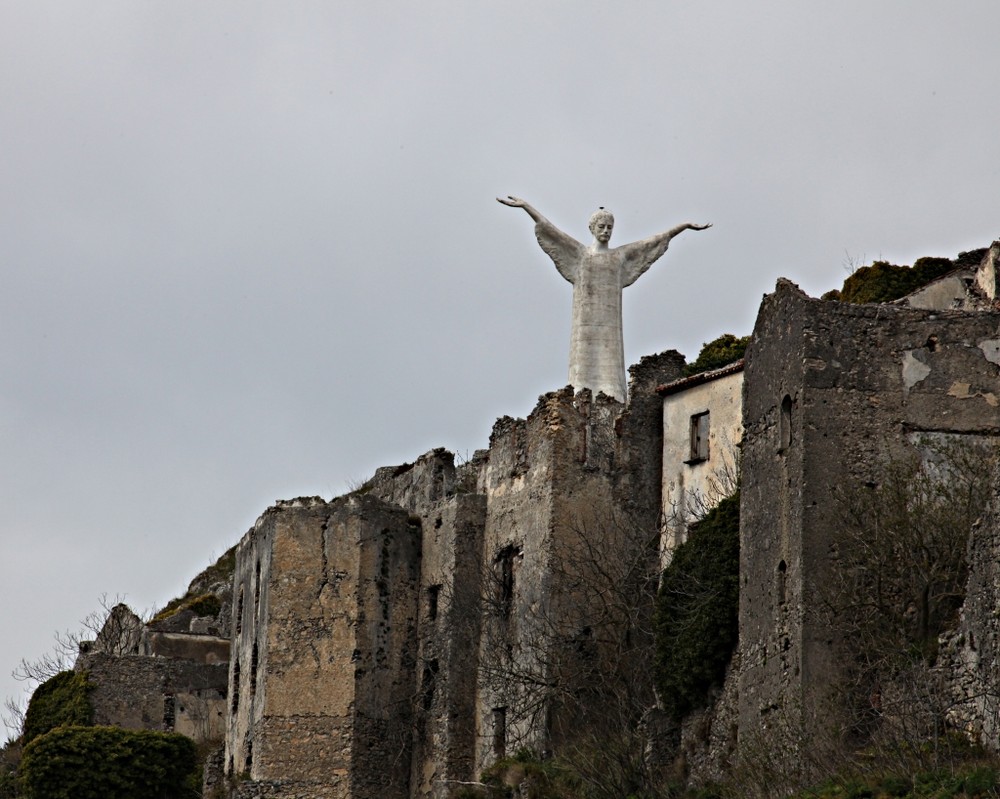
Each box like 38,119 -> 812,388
588,207 -> 614,243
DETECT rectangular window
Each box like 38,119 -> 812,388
427,585 -> 441,621
496,546 -> 521,619
493,707 -> 507,757
688,411 -> 710,463
421,659 -> 439,712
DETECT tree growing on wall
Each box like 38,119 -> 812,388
822,438 -> 999,771
3,596 -> 148,789
654,491 -> 740,723
463,505 -> 668,798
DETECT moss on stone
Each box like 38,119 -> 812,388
153,544 -> 236,622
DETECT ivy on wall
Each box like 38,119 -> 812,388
654,492 -> 740,722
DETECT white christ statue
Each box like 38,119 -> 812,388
498,196 -> 711,402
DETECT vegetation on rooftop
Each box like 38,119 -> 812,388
153,544 -> 236,622
822,248 -> 985,305
682,334 -> 749,377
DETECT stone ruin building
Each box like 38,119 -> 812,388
67,241 -> 1000,797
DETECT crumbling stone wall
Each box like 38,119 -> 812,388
472,388 -> 612,770
617,351 -> 686,532
739,279 -> 1000,773
222,359 -> 687,798
316,381 -> 674,794
367,450 -> 487,799
937,460 -> 1000,747
78,651 -> 228,743
226,494 -> 421,799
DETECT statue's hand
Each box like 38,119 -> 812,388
497,195 -> 526,208
689,222 -> 713,231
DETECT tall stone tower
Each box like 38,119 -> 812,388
739,280 -> 1000,767
225,495 -> 420,798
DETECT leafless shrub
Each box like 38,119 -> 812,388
4,595 -> 147,740
819,437 -> 999,774
457,501 -> 672,798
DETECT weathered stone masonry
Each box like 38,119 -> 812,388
739,279 -> 1000,757
224,352 -> 685,799
226,495 -> 421,798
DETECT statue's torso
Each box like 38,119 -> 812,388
568,250 -> 627,401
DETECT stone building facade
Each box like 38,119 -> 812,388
60,241 -> 1000,796
73,602 -> 231,747
657,362 -> 744,560
222,354 -> 684,798
737,275 -> 1000,769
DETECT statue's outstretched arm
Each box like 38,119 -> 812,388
497,195 -> 583,284
621,222 -> 712,288
660,222 -> 713,241
496,195 -> 549,226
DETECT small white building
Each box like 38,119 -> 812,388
657,360 -> 744,565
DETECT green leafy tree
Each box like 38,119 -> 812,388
21,671 -> 92,745
654,492 -> 740,722
20,726 -> 198,799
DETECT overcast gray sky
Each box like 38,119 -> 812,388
3,2 -> 999,737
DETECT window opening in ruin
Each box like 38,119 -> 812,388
231,658 -> 240,714
492,707 -> 507,757
162,694 -> 175,731
249,640 -> 259,699
496,546 -> 522,619
779,395 -> 792,454
253,560 -> 262,620
688,411 -> 710,463
427,585 -> 441,621
421,659 -> 439,712
235,587 -> 244,637
777,560 -> 787,605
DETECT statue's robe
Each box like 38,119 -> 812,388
534,219 -> 677,402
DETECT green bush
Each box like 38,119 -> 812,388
654,493 -> 740,722
478,750 -> 582,799
834,257 -> 955,305
20,726 -> 198,799
0,743 -> 21,799
781,759 -> 1000,798
683,335 -> 749,377
961,765 -> 998,794
22,671 -> 93,745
